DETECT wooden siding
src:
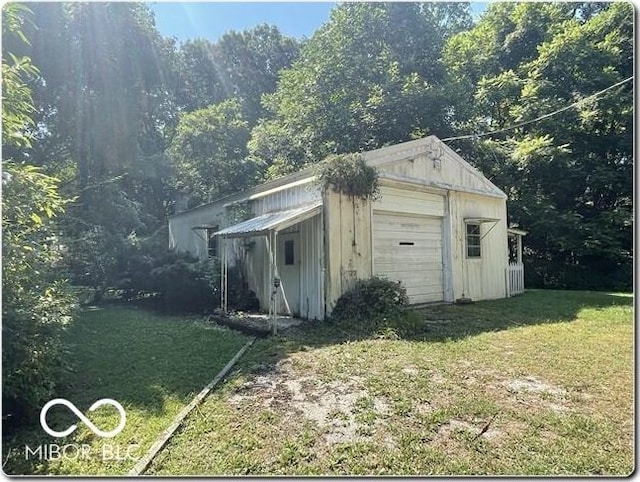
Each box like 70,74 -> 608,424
323,190 -> 372,315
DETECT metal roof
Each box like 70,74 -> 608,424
463,217 -> 500,224
214,202 -> 322,238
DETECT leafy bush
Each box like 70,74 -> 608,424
2,163 -> 76,427
316,153 -> 380,200
331,276 -> 409,325
147,254 -> 220,313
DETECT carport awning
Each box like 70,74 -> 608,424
214,201 -> 322,238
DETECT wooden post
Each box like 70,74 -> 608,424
505,267 -> 510,298
517,234 -> 523,265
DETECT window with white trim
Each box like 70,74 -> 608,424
466,223 -> 481,258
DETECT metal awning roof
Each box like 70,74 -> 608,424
214,201 -> 322,238
464,217 -> 500,224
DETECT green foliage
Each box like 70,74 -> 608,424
225,264 -> 261,312
444,2 -> 633,290
149,254 -> 221,313
331,276 -> 409,326
249,2 -> 472,175
2,4 -> 77,427
316,153 -> 380,200
121,248 -> 259,314
177,25 -> 300,124
2,163 -> 76,425
168,98 -> 253,206
1,4 -> 38,149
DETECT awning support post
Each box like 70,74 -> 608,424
224,238 -> 228,312
220,237 -> 228,313
272,230 -> 278,336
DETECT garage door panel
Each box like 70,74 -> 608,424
373,210 -> 444,304
374,262 -> 444,273
373,187 -> 445,217
374,233 -> 441,244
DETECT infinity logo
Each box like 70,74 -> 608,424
40,398 -> 126,438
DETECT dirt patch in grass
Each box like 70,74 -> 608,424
229,360 -> 392,446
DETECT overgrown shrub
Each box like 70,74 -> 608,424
118,241 -> 260,313
2,163 -> 77,427
148,254 -> 220,313
331,276 -> 409,325
316,153 -> 380,200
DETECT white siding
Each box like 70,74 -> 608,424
373,212 -> 444,303
449,192 -> 509,301
323,190 -> 372,314
232,215 -> 324,320
295,214 -> 325,320
252,183 -> 321,215
168,204 -> 227,259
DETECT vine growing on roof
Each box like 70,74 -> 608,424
315,153 -> 380,200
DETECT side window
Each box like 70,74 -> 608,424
466,223 -> 481,258
207,227 -> 218,258
284,239 -> 295,265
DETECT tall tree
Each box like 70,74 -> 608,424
444,3 -> 633,289
168,98 -> 252,206
17,3 -> 182,295
248,2 -> 472,178
177,24 -> 300,124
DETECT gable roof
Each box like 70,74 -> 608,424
365,136 -> 506,199
170,135 -> 506,220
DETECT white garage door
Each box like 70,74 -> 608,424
373,211 -> 444,304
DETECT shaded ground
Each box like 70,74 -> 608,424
210,310 -> 304,336
3,306 -> 249,476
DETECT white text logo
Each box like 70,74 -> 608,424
40,398 -> 126,438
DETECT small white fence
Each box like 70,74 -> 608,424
506,263 -> 525,296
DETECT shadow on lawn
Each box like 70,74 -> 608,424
2,304 -> 249,475
238,289 -> 633,371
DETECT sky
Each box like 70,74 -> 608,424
150,2 -> 488,44
150,2 -> 336,43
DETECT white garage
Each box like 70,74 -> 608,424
170,135 -> 517,321
373,211 -> 444,304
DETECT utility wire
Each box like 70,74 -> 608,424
441,76 -> 633,142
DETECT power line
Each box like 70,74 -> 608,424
441,76 -> 633,143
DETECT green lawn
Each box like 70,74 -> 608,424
143,290 -> 634,476
3,305 -> 249,475
3,291 -> 634,476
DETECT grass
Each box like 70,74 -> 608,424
2,305 -> 249,475
142,290 -> 634,476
